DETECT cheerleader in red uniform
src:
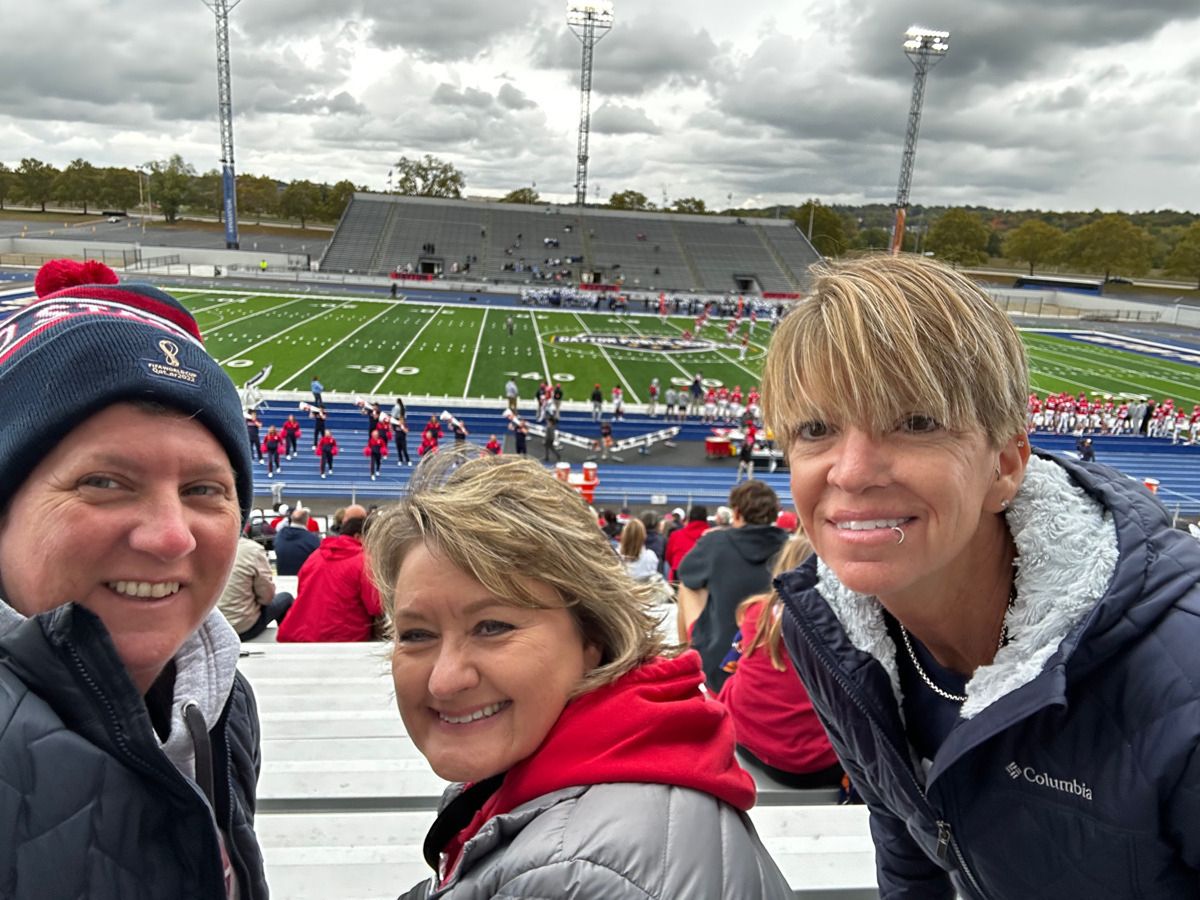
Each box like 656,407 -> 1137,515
316,431 -> 339,477
364,429 -> 388,480
281,414 -> 302,459
261,425 -> 283,478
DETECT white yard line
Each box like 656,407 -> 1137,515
273,303 -> 400,389
528,309 -> 552,382
217,303 -> 346,365
571,312 -> 640,403
461,307 -> 489,398
371,307 -> 444,394
205,297 -> 311,334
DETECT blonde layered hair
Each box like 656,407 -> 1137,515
737,535 -> 814,670
366,449 -> 675,694
762,254 -> 1028,448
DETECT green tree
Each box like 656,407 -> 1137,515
237,174 -> 279,224
1064,213 -> 1153,281
392,154 -> 464,198
96,167 -> 140,213
16,158 -> 58,212
1002,219 -> 1065,275
1165,221 -> 1200,288
608,190 -> 653,211
0,162 -> 11,209
789,200 -> 847,257
321,179 -> 358,221
52,158 -> 99,214
850,226 -> 890,250
670,197 -> 707,215
280,179 -> 321,228
925,208 -> 990,265
191,170 -> 225,220
499,187 -> 540,204
146,155 -> 196,223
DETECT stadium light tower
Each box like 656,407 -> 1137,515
889,26 -> 949,255
567,1 -> 614,206
202,0 -> 242,249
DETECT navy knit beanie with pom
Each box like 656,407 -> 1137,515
0,259 -> 253,522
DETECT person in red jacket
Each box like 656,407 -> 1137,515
717,535 -> 843,789
316,430 -> 339,478
664,505 -> 709,581
261,425 -> 283,478
281,414 -> 302,460
485,434 -> 502,455
365,428 -> 388,480
277,507 -> 383,642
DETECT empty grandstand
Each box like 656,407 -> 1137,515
320,193 -> 820,294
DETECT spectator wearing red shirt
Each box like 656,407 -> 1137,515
717,536 -> 843,789
485,435 -> 502,455
277,507 -> 383,642
664,505 -> 709,581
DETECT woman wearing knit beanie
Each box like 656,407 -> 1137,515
0,260 -> 266,899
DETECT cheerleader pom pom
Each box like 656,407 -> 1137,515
35,258 -> 120,298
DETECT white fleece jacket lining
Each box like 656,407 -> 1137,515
813,454 -> 1120,720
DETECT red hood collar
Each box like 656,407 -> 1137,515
486,650 -> 755,818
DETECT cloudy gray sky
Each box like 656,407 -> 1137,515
6,0 -> 1200,212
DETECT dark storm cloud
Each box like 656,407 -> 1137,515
497,83 -> 538,110
363,0 -> 542,61
849,0 -> 1200,92
591,104 -> 662,135
529,12 -> 721,95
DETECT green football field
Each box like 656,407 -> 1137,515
174,288 -> 1200,407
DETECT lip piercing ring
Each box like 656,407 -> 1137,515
892,526 -> 905,545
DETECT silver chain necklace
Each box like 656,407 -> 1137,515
899,579 -> 1016,704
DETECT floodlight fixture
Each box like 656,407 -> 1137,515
202,0 -> 243,249
889,25 -> 950,254
567,1 -> 614,28
567,0 -> 614,206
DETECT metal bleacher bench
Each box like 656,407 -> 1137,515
241,642 -> 879,899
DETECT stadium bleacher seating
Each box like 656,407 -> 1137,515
319,193 -> 821,294
241,640 -> 879,898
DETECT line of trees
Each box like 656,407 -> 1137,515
12,150 -> 1200,284
0,155 -> 361,229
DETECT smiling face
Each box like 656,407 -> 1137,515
788,414 -> 1023,604
391,542 -> 601,783
0,403 -> 242,694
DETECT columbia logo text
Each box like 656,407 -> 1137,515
1008,762 -> 1093,801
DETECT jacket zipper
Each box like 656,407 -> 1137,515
788,605 -> 991,900
65,643 -> 229,897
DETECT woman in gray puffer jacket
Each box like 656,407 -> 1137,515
368,450 -> 793,899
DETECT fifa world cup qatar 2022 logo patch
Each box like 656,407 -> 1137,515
141,338 -> 203,387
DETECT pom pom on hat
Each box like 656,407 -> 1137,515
0,260 -> 253,523
34,258 -> 119,298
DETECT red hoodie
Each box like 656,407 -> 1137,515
665,520 -> 710,580
439,650 -> 754,880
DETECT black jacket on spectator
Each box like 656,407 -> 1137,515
678,524 -> 788,692
274,523 -> 321,576
0,605 -> 267,900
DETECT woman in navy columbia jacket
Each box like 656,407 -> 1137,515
760,253 -> 1200,899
